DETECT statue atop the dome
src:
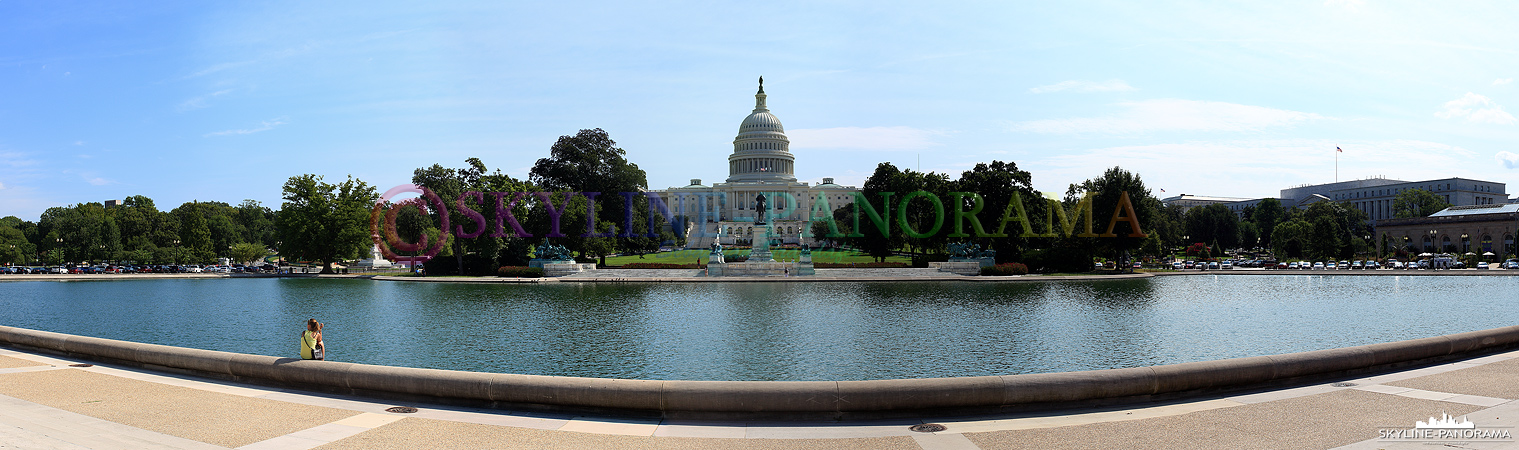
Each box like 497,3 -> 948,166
758,76 -> 764,93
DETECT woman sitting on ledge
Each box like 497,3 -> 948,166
300,319 -> 325,360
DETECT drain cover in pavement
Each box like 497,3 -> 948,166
910,423 -> 947,433
385,406 -> 418,413
1331,382 -> 1357,387
68,364 -> 93,367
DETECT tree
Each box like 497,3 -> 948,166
1308,213 -> 1343,260
236,200 -> 278,247
276,174 -> 379,273
1066,167 -> 1158,262
856,162 -> 906,262
1238,221 -> 1259,250
528,129 -> 653,258
951,160 -> 1043,262
0,226 -> 34,265
175,202 -> 215,263
1140,232 -> 1164,258
1184,204 -> 1240,250
1272,219 -> 1312,258
1252,198 -> 1285,247
1392,189 -> 1451,218
1299,201 -> 1369,260
229,242 -> 269,265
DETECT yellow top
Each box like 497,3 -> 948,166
300,330 -> 318,359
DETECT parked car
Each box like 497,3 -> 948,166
1207,261 -> 1220,270
1172,261 -> 1184,270
1505,260 -> 1519,270
1313,262 -> 1326,270
1220,261 -> 1232,270
1477,262 -> 1490,270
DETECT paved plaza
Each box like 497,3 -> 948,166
3,345 -> 1519,449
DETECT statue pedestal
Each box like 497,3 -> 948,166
949,257 -> 996,268
748,226 -> 774,263
528,259 -> 574,269
931,261 -> 982,276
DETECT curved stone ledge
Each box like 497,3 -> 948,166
3,324 -> 1518,420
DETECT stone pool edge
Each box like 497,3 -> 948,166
4,324 -> 1517,421
369,273 -> 1155,283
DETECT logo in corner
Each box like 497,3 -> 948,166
371,184 -> 451,264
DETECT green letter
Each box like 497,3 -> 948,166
848,192 -> 895,238
896,190 -> 944,239
1100,191 -> 1148,238
808,192 -> 843,238
1047,192 -> 1097,238
948,192 -> 986,238
991,191 -> 1040,237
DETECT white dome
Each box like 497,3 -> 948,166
740,111 -> 784,133
726,77 -> 797,183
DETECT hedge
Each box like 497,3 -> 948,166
980,262 -> 1029,276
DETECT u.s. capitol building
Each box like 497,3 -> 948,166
653,79 -> 859,249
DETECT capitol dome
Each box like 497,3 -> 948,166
727,77 -> 796,183
739,110 -> 784,133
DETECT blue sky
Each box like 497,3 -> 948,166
4,1 -> 1519,220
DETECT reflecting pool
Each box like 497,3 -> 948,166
2,275 -> 1515,381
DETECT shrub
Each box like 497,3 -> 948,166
980,262 -> 1029,276
496,266 -> 544,278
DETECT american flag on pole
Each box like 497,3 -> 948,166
1337,146 -> 1343,152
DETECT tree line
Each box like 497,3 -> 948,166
1,197 -> 275,266
2,125 -> 1476,273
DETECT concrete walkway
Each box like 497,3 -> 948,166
3,346 -> 1519,449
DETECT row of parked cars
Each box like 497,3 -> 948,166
1166,258 -> 1519,271
0,264 -> 279,275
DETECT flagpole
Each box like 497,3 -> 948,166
1335,148 -> 1338,183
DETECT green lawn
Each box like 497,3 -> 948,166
601,249 -> 910,265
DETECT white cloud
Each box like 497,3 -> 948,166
1013,99 -> 1322,134
1436,92 -> 1517,124
1494,78 -> 1514,86
1498,151 -> 1519,169
787,126 -> 944,151
177,89 -> 235,111
205,118 -> 287,137
1028,79 -> 1135,94
0,181 -> 6,189
85,177 -> 110,186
